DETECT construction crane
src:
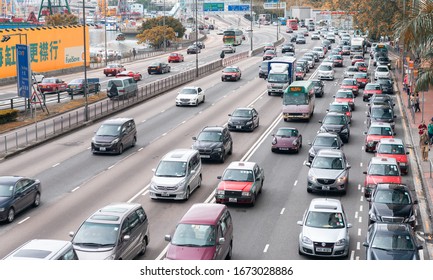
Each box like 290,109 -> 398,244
38,0 -> 71,21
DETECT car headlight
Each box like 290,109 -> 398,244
308,174 -> 317,182
111,138 -> 119,145
335,238 -> 347,246
341,128 -> 348,133
292,140 -> 298,146
369,211 -> 378,222
174,179 -> 186,189
246,121 -> 253,125
301,235 -> 312,245
242,191 -> 252,197
216,189 -> 225,195
267,84 -> 272,89
319,127 -> 327,133
337,175 -> 347,183
0,207 -> 5,212
213,147 -> 222,152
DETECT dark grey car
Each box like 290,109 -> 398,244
227,107 -> 259,132
318,112 -> 351,143
308,132 -> 344,163
311,79 -> 324,97
192,126 -> 233,163
377,78 -> 394,94
91,118 -> 137,155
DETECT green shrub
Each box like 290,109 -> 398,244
0,109 -> 19,124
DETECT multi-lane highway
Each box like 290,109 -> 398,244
0,17 -> 427,260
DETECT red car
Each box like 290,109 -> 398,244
363,83 -> 383,101
116,70 -> 142,81
375,138 -> 409,175
215,161 -> 264,206
103,64 -> 125,76
38,77 -> 68,94
340,78 -> 359,96
354,61 -> 368,72
295,67 -> 306,80
363,157 -> 402,197
221,66 -> 242,81
354,72 -> 369,88
168,53 -> 184,63
263,50 -> 277,60
351,55 -> 365,65
364,122 -> 395,152
334,90 -> 355,110
271,127 -> 302,153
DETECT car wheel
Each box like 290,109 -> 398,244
184,187 -> 191,200
250,193 -> 256,206
307,188 -> 312,193
220,151 -> 226,163
225,242 -> 233,260
228,143 -> 233,155
131,136 -> 137,147
33,192 -> 41,207
138,237 -> 147,256
197,175 -> 202,188
222,77 -> 225,82
118,144 -> 124,155
202,96 -> 205,103
7,208 -> 15,223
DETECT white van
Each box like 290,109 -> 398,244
150,149 -> 202,200
107,77 -> 138,100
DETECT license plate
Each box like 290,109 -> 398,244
161,192 -> 170,197
322,186 -> 330,191
280,148 -> 289,150
316,247 -> 332,252
99,147 -> 106,151
236,126 -> 242,129
229,198 -> 237,202
200,155 -> 210,158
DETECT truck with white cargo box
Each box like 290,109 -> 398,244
350,37 -> 365,58
266,57 -> 296,96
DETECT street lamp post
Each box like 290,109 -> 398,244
163,0 -> 166,52
104,1 -> 108,66
195,0 -> 198,77
83,0 -> 89,121
250,0 -> 253,51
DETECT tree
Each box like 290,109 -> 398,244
136,25 -> 177,49
140,16 -> 185,39
45,13 -> 79,26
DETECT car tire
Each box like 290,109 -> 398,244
33,192 -> 41,207
250,194 -> 256,206
138,237 -> 147,256
197,175 -> 202,188
131,136 -> 137,147
222,77 -> 225,82
184,187 -> 191,201
228,143 -> 233,155
225,242 -> 233,260
202,96 -> 205,103
307,188 -> 312,193
220,151 -> 226,163
118,144 -> 124,155
7,208 -> 15,223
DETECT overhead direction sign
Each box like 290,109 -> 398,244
203,2 -> 224,12
228,4 -> 250,12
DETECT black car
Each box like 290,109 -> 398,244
258,61 -> 269,79
228,107 -> 259,132
193,41 -> 205,49
367,104 -> 396,129
318,112 -> 351,143
369,94 -> 395,108
368,183 -> 417,227
187,45 -> 201,54
311,79 -> 324,97
0,176 -> 41,223
377,78 -> 394,94
363,223 -> 422,260
91,118 -> 137,155
147,62 -> 171,74
307,132 -> 344,163
281,44 -> 295,54
192,126 -> 233,163
296,59 -> 309,73
376,56 -> 391,69
321,39 -> 332,50
290,36 -> 297,43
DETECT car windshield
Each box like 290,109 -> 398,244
377,143 -> 405,154
336,91 -> 353,98
368,163 -> 400,176
377,67 -> 389,72
368,126 -> 393,136
268,73 -> 288,82
342,80 -> 355,85
330,104 -> 349,112
305,211 -> 345,229
42,78 -> 56,83
72,222 -> 119,247
371,108 -> 393,118
319,65 -> 332,71
374,189 -> 411,205
313,136 -> 340,147
232,109 -> 252,117
371,232 -> 415,251
150,62 -> 160,66
366,84 -> 381,90
155,161 -> 187,177
276,128 -> 297,137
222,169 -> 254,182
197,131 -> 223,142
108,65 -> 119,68
171,224 -> 216,247
96,124 -> 121,137
312,81 -> 321,87
0,184 -> 13,197
323,115 -> 346,125
296,66 -> 304,72
312,156 -> 345,169
223,68 -> 238,73
264,50 -> 275,55
69,79 -> 84,84
180,88 -> 197,95
354,73 -> 367,78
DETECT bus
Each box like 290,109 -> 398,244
287,19 -> 298,31
223,29 -> 243,46
282,80 -> 315,121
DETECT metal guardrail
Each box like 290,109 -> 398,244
0,50 -> 250,157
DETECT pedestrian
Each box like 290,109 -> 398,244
414,93 -> 421,112
428,118 -> 433,144
132,48 -> 136,59
419,129 -> 430,161
410,94 -> 416,110
403,74 -> 408,90
220,51 -> 225,59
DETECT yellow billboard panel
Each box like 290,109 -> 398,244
0,25 -> 90,79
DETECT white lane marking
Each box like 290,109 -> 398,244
161,110 -> 165,113
108,165 -> 115,170
263,244 -> 270,253
355,212 -> 358,219
181,120 -> 186,124
18,217 -> 30,224
361,146 -> 364,151
359,217 -> 362,223
141,119 -> 146,123
360,205 -> 363,212
52,163 -> 60,168
360,196 -> 364,202
361,187 -> 365,193
138,147 -> 144,151
350,250 -> 355,260
360,162 -> 363,167
294,180 -> 298,186
128,184 -> 150,203
280,208 -> 285,215
71,186 -> 80,192
356,242 -> 360,250
358,184 -> 361,190
162,132 -> 167,136
358,228 -> 362,236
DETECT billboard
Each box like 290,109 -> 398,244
0,25 -> 90,79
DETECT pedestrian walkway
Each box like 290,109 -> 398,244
390,52 -> 433,252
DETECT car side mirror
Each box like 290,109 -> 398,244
152,168 -> 156,172
228,114 -> 232,116
363,131 -> 367,135
363,171 -> 367,174
393,132 -> 396,136
362,242 -> 369,248
394,115 -> 396,118
164,235 -> 172,242
305,162 -> 311,167
414,199 -> 418,204
217,175 -> 222,179
318,120 -> 322,123
347,164 -> 351,169
218,237 -> 226,245
332,95 -> 335,98
69,231 -> 75,238
366,197 -> 371,202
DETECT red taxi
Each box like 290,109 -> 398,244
38,77 -> 68,94
295,66 -> 306,80
334,90 -> 355,110
215,161 -> 264,206
354,72 -> 369,89
354,61 -> 368,72
221,66 -> 242,81
364,122 -> 395,152
103,64 -> 125,76
375,138 -> 409,175
351,54 -> 365,65
363,83 -> 383,101
363,157 -> 402,197
115,70 -> 142,81
340,78 -> 359,96
168,53 -> 184,63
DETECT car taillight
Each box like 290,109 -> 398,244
346,112 -> 350,116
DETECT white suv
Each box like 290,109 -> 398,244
297,198 -> 352,257
374,66 -> 390,80
317,62 -> 335,80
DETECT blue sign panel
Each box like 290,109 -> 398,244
203,3 -> 224,12
16,44 -> 31,98
228,4 -> 250,11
